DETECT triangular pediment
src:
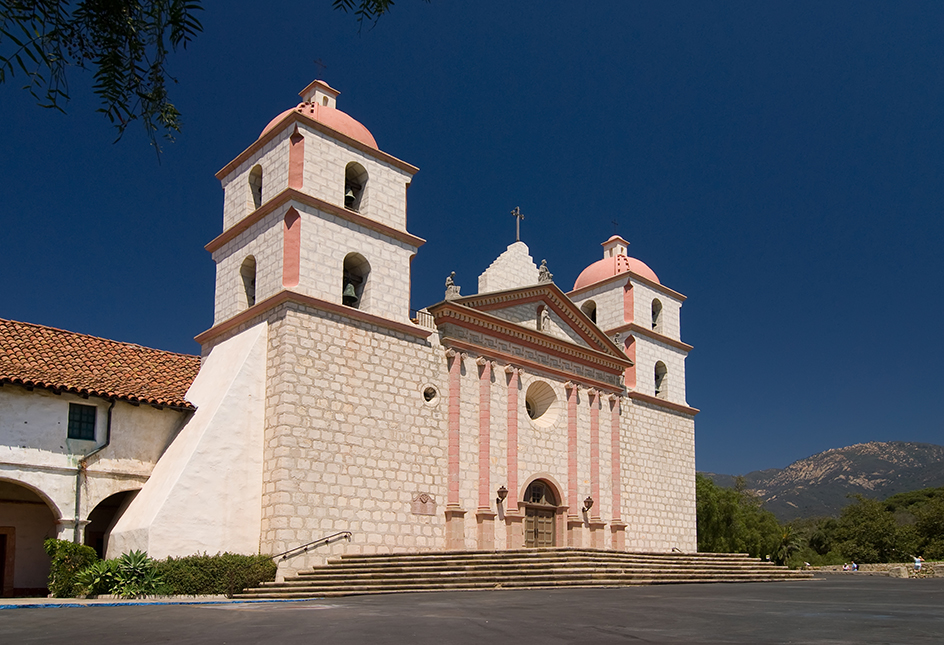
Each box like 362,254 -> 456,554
428,283 -> 630,366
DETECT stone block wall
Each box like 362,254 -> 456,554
621,398 -> 696,552
569,279 -> 629,331
633,337 -> 688,405
221,135 -> 290,230
632,281 -> 682,342
259,303 -> 447,576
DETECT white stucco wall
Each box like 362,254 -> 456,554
477,242 -> 539,294
108,322 -> 268,559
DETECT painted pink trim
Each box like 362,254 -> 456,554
624,336 -> 636,390
194,290 -> 432,346
567,384 -> 578,516
589,391 -> 601,521
606,322 -> 694,352
506,369 -> 519,514
205,188 -> 425,254
282,208 -> 301,288
448,353 -> 462,506
623,281 -> 634,324
288,126 -> 305,189
610,397 -> 621,521
478,360 -> 491,510
444,339 -> 623,394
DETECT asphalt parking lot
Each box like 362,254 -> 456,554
2,576 -> 942,644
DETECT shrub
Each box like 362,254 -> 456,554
156,553 -> 277,597
43,538 -> 99,598
114,550 -> 163,598
76,559 -> 119,596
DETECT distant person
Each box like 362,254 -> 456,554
915,556 -> 925,572
851,561 -> 858,571
843,564 -> 850,571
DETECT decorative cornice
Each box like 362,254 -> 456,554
428,303 -> 631,375
454,284 -> 620,356
205,188 -> 425,254
608,322 -> 693,352
215,112 -> 419,181
445,339 -> 623,394
626,391 -> 700,416
568,271 -> 687,302
195,290 -> 432,346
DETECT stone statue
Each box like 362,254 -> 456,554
540,307 -> 551,331
538,259 -> 553,283
445,271 -> 461,300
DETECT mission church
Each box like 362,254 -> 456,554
0,79 -> 697,594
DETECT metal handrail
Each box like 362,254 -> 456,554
272,531 -> 353,561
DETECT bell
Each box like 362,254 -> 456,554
342,282 -> 359,306
345,187 -> 356,207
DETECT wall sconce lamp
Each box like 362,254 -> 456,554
583,496 -> 594,513
496,486 -> 508,505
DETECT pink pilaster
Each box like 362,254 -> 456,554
282,208 -> 301,288
610,395 -> 627,550
624,336 -> 636,390
504,366 -> 523,548
445,350 -> 466,549
566,382 -> 578,516
288,125 -> 305,189
475,358 -> 496,548
589,390 -> 601,520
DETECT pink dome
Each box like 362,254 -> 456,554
261,103 -> 378,149
573,254 -> 660,290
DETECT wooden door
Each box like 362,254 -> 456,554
525,508 -> 555,547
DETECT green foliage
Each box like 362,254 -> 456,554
0,1 -> 203,150
113,549 -> 162,598
43,538 -> 99,598
332,0 -> 429,29
156,552 -> 277,598
76,558 -> 118,596
696,473 -> 782,558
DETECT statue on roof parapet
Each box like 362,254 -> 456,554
538,259 -> 553,283
445,272 -> 461,300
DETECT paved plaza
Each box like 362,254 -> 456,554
2,576 -> 942,644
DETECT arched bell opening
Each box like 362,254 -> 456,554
342,252 -> 371,310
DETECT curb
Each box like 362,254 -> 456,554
0,597 -> 321,611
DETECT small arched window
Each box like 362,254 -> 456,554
651,299 -> 663,332
654,361 -> 668,399
240,256 -> 257,308
581,300 -> 597,323
342,252 -> 371,309
249,165 -> 263,210
344,162 -> 368,212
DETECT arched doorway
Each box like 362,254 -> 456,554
523,480 -> 558,548
84,490 -> 138,559
0,479 -> 59,597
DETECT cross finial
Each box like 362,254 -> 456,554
611,219 -> 619,235
511,206 -> 524,242
313,59 -> 328,78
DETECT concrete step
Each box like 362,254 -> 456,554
236,549 -> 813,599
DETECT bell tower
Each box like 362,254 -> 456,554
201,79 -> 423,343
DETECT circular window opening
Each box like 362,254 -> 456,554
423,386 -> 437,402
525,381 -> 559,428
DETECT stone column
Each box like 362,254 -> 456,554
444,349 -> 466,549
504,365 -> 524,549
475,358 -> 496,549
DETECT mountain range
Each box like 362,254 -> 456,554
702,441 -> 944,522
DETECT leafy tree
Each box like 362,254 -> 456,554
696,473 -> 782,559
0,1 -> 422,151
834,495 -> 916,563
0,1 -> 203,150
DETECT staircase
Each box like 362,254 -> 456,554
236,548 -> 814,599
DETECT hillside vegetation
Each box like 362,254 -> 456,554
704,442 -> 944,522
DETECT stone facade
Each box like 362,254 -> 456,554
2,79 -> 700,591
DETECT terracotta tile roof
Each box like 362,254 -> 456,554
0,318 -> 201,409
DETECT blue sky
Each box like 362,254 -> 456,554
2,2 -> 942,475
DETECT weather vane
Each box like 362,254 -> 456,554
511,206 -> 524,242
